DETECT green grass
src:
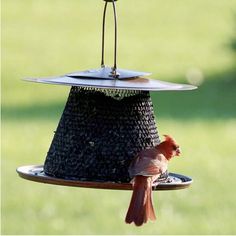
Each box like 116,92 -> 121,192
2,0 -> 236,234
2,120 -> 236,234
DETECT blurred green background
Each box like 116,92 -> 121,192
2,0 -> 236,234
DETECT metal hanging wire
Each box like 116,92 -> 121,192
101,0 -> 119,78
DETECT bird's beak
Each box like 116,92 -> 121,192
176,147 -> 181,156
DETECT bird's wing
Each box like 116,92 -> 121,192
129,151 -> 167,177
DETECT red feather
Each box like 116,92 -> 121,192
125,135 -> 180,226
125,176 -> 156,226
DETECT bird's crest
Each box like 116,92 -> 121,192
163,134 -> 176,144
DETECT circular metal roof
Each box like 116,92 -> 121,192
25,67 -> 197,91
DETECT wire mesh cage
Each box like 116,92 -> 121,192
44,87 -> 159,182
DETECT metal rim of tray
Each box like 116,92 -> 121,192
16,165 -> 193,191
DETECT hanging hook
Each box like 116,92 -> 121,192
101,0 -> 119,78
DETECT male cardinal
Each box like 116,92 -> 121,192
125,135 -> 181,226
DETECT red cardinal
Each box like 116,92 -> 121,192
125,135 -> 181,226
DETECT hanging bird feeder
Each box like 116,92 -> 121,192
17,0 -> 196,191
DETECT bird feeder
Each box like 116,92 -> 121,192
17,0 -> 196,191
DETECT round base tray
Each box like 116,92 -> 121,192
16,165 -> 192,191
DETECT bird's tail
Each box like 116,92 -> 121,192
125,176 -> 156,226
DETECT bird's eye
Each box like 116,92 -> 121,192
172,145 -> 177,150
